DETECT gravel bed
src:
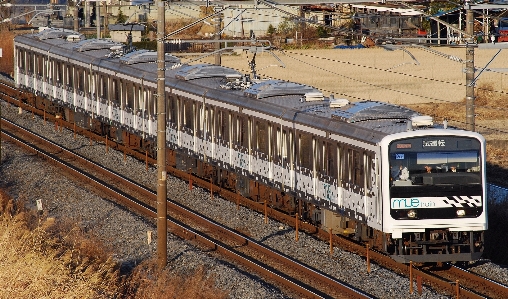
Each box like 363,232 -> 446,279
1,98 -> 506,298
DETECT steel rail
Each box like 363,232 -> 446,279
0,116 -> 371,299
1,78 -> 507,299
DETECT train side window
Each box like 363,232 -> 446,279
255,120 -> 268,155
102,75 -> 108,99
365,152 -> 375,190
36,54 -> 44,77
314,138 -> 323,174
217,109 -> 229,141
55,61 -> 62,84
125,82 -> 134,109
209,106 -> 215,139
323,141 -> 337,179
67,65 -> 74,88
151,89 -> 156,116
349,148 -> 363,186
299,132 -> 313,170
135,86 -> 143,111
274,126 -> 281,162
17,49 -> 24,71
237,115 -> 248,148
111,78 -> 120,105
77,68 -> 85,92
203,105 -> 211,138
196,102 -> 202,137
27,52 -> 33,73
46,58 -> 51,82
339,144 -> 347,184
167,93 -> 177,123
182,99 -> 193,129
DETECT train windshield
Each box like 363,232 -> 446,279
388,136 -> 482,188
388,136 -> 484,219
389,150 -> 481,186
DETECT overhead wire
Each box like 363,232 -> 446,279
178,0 -> 507,134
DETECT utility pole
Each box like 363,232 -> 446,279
465,2 -> 475,131
73,1 -> 79,32
96,0 -> 100,38
214,10 -> 221,66
156,0 -> 168,270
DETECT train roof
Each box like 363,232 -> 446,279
14,32 -> 455,145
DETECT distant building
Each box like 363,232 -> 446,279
108,24 -> 145,43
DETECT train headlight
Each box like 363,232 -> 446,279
407,210 -> 417,219
456,209 -> 466,217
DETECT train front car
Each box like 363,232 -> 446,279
381,130 -> 487,263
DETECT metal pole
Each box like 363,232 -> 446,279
74,1 -> 79,32
156,0 -> 168,270
96,0 -> 100,39
214,11 -> 221,66
466,4 -> 475,131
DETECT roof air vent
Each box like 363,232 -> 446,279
329,97 -> 349,108
304,92 -> 324,102
411,115 -> 433,127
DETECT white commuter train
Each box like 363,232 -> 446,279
13,28 -> 487,263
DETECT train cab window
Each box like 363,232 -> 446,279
389,150 -> 482,186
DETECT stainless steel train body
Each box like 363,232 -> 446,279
13,29 -> 487,263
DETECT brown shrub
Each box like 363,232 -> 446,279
122,259 -> 228,299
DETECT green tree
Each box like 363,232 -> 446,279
116,9 -> 128,24
276,17 -> 297,37
421,0 -> 462,31
267,24 -> 275,36
316,26 -> 329,38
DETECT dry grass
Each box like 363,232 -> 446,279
0,190 -> 228,299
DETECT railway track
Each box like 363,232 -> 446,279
0,117 -> 371,299
428,263 -> 508,299
2,79 -> 508,298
